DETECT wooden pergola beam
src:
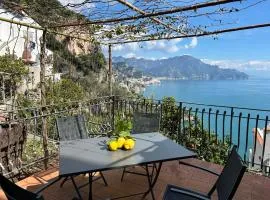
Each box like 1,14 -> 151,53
50,0 -> 241,28
115,0 -> 185,35
0,16 -> 105,44
108,23 -> 270,44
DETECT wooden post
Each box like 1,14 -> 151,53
40,29 -> 49,169
1,74 -> 5,103
108,44 -> 112,96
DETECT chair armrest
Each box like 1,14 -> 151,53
34,177 -> 61,194
178,161 -> 220,176
163,184 -> 210,200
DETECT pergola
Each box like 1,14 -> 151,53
1,0 -> 270,166
2,0 -> 270,84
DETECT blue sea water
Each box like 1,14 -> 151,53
143,78 -> 270,158
143,78 -> 270,109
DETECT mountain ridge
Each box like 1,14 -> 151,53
113,55 -> 248,80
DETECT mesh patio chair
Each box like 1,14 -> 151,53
163,146 -> 246,200
56,115 -> 108,188
0,173 -> 60,200
121,112 -> 161,182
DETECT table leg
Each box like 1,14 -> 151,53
71,176 -> 83,200
88,172 -> 93,200
142,162 -> 163,200
150,163 -> 156,182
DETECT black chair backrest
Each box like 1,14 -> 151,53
209,146 -> 247,200
56,115 -> 88,141
132,112 -> 160,134
0,174 -> 44,200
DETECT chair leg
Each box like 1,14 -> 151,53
60,176 -> 69,188
121,167 -> 126,182
100,172 -> 108,186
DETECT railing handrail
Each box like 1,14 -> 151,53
2,95 -> 270,177
120,95 -> 270,113
1,95 -> 113,113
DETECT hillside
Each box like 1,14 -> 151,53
5,0 -> 104,77
2,0 -> 131,97
113,55 -> 248,80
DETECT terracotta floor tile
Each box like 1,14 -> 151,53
0,159 -> 269,200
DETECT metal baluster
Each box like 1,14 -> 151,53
112,96 -> 115,130
120,100 -> 123,113
222,111 -> 226,144
132,100 -> 135,115
128,100 -> 131,117
159,100 -> 163,132
136,101 -> 139,113
208,108 -> 212,140
244,113 -> 250,162
188,107 -> 192,139
178,102 -> 182,139
124,100 -> 127,117
143,99 -> 146,112
252,115 -> 260,167
215,110 -> 219,143
195,108 -> 199,137
201,109 -> 205,136
155,102 -> 158,113
171,105 -> 175,137
261,116 -> 268,170
182,107 -> 186,137
237,112 -> 242,149
230,107 -> 234,146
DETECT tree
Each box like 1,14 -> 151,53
0,54 -> 28,102
161,96 -> 179,139
45,78 -> 85,105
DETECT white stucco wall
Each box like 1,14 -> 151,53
0,8 -> 56,93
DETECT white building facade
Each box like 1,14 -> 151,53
0,7 -> 58,94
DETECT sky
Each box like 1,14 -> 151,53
102,0 -> 270,75
59,0 -> 270,75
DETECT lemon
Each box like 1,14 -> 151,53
127,139 -> 135,149
123,139 -> 135,150
117,137 -> 126,148
108,140 -> 118,151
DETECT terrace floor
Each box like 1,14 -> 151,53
1,158 -> 270,200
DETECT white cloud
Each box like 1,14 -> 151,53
145,38 -> 185,53
202,59 -> 270,71
112,43 -> 140,52
113,45 -> 124,51
125,53 -> 136,58
167,45 -> 179,53
184,37 -> 198,49
190,37 -> 198,48
101,38 -> 199,59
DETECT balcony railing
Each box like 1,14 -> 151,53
0,95 -> 269,179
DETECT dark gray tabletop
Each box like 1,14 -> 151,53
59,132 -> 196,176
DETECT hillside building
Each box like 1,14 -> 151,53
0,6 -> 60,102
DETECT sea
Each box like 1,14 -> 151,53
143,77 -> 270,158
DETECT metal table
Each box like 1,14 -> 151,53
59,132 -> 196,200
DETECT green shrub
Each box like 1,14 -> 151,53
160,96 -> 230,165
